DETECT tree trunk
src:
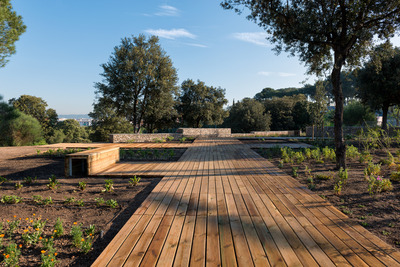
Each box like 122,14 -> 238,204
331,53 -> 346,169
382,104 -> 389,130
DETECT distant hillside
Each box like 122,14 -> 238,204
59,114 -> 90,119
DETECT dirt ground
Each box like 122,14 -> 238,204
0,146 -> 160,266
252,142 -> 400,250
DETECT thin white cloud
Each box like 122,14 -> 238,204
278,72 -> 296,77
233,32 -> 270,47
155,5 -> 180,16
258,71 -> 296,77
145,28 -> 196,40
258,71 -> 272,76
186,43 -> 208,48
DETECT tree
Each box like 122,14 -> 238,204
9,95 -> 59,142
178,79 -> 228,128
223,98 -> 271,133
89,99 -> 134,142
94,34 -> 178,132
343,100 -> 376,126
263,94 -> 309,131
254,85 -> 315,100
357,45 -> 400,129
0,0 -> 26,68
0,96 -> 44,146
57,119 -> 90,143
221,0 -> 400,169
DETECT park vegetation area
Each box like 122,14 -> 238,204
3,0 -> 400,265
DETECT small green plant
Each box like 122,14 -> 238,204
76,199 -> 84,207
346,145 -> 360,159
24,176 -> 37,184
64,197 -> 76,205
359,152 -> 373,164
293,151 -> 305,164
2,242 -> 21,266
33,195 -> 43,204
106,199 -> 119,208
278,160 -> 284,168
129,176 -> 141,186
7,219 -> 20,238
167,136 -> 174,141
85,224 -> 96,236
364,162 -> 381,177
367,175 -> 393,195
0,176 -> 9,184
340,206 -> 352,215
322,146 -> 336,162
94,197 -> 105,206
102,179 -> 114,192
41,197 -> 53,205
78,181 -> 87,191
1,195 -> 22,204
338,167 -> 348,185
334,180 -> 343,195
382,230 -> 391,236
53,218 -> 64,238
41,247 -> 58,267
41,236 -> 55,251
47,175 -> 60,190
14,181 -> 23,190
179,137 -> 187,143
291,167 -> 298,178
71,224 -> 83,248
360,221 -> 368,227
390,171 -> 400,182
80,236 -> 93,254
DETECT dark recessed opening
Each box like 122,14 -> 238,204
71,158 -> 88,176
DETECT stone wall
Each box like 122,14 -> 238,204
110,133 -> 181,143
176,128 -> 231,137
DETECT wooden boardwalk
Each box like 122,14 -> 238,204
92,138 -> 400,266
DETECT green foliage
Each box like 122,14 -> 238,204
367,175 -> 393,195
1,195 -> 22,204
390,171 -> 400,182
78,181 -> 87,191
129,176 -> 141,187
314,172 -> 334,180
93,34 -> 178,132
0,0 -> 26,68
223,98 -> 271,133
357,44 -> 400,129
343,100 -> 376,126
2,242 -> 21,266
57,119 -> 91,143
346,145 -> 360,159
364,162 -> 381,177
47,175 -> 59,190
178,79 -> 228,128
70,224 -> 83,248
291,166 -> 298,178
94,197 -> 105,206
0,176 -> 9,184
263,95 -> 310,131
102,179 -> 114,193
24,176 -> 37,184
53,218 -> 64,238
105,199 -> 119,208
0,106 -> 45,146
41,246 -> 58,267
14,181 -> 23,190
310,80 -> 329,133
322,146 -> 336,162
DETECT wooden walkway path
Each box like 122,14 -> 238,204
92,138 -> 400,266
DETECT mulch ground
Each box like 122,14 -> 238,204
0,147 -> 161,266
253,141 -> 400,250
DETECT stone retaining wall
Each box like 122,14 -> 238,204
306,126 -> 400,138
110,133 -> 181,143
177,128 -> 231,137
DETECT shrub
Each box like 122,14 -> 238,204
367,175 -> 393,195
53,218 -> 64,238
364,162 -> 381,177
1,195 -> 22,204
390,171 -> 400,182
346,145 -> 360,159
78,181 -> 87,191
129,176 -> 141,186
102,179 -> 114,193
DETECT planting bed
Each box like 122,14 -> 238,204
254,145 -> 400,249
0,149 -> 160,266
119,148 -> 187,161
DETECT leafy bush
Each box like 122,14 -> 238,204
367,175 -> 393,195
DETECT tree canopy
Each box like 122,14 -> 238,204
0,0 -> 26,68
94,34 -> 178,132
222,0 -> 400,168
224,98 -> 271,133
177,79 -> 228,128
357,44 -> 400,129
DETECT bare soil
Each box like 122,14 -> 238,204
0,147 -> 161,266
253,143 -> 400,250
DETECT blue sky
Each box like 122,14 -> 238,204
1,1 -> 335,114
